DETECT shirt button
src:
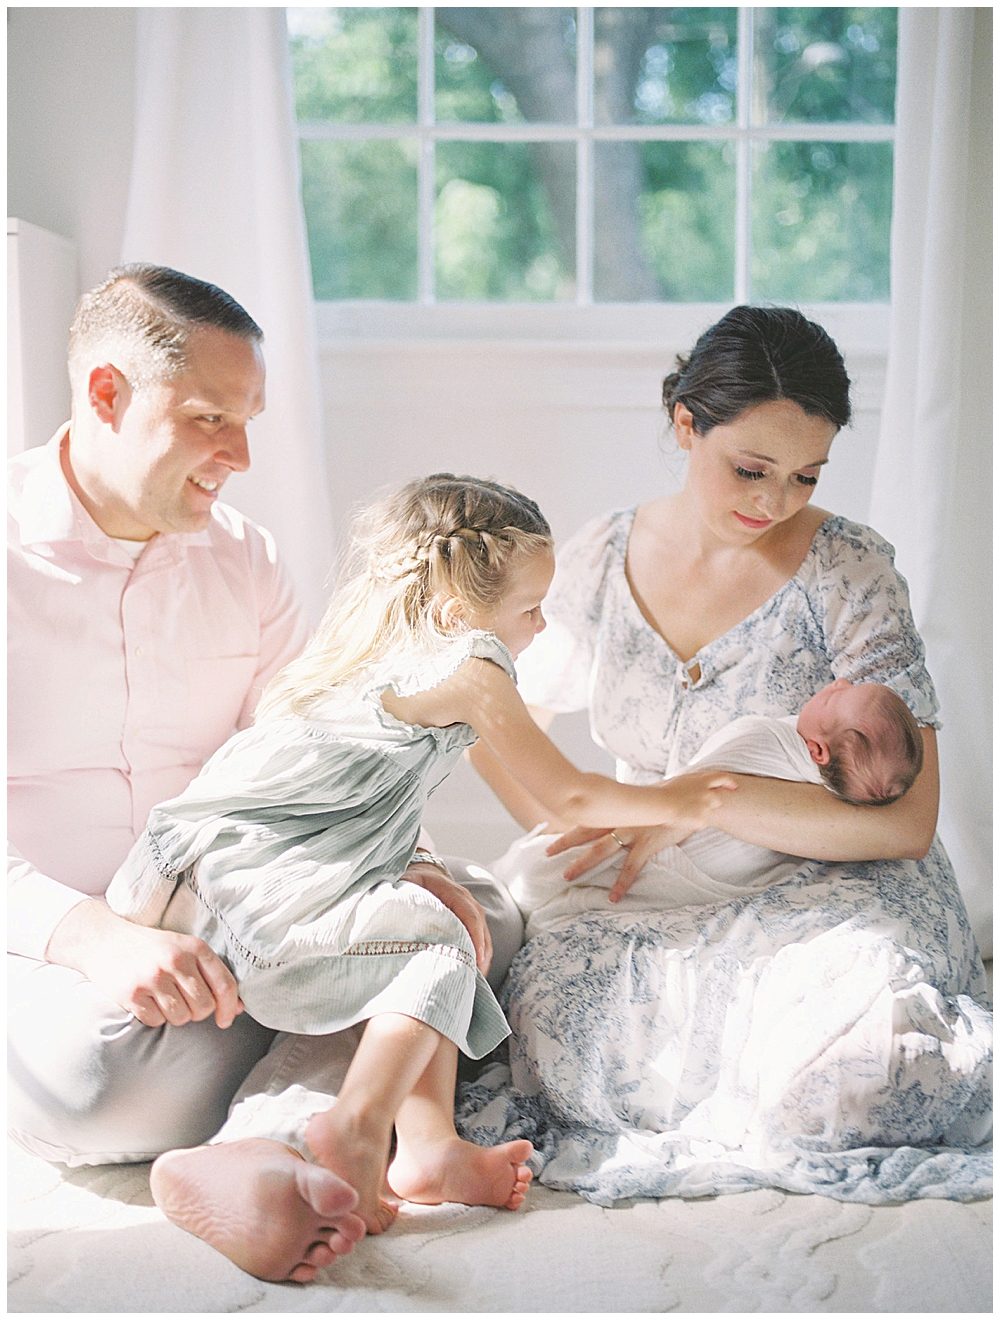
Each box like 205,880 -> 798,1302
134,646 -> 144,658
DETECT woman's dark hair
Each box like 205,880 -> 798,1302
662,306 -> 851,435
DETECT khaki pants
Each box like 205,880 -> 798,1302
7,859 -> 523,1167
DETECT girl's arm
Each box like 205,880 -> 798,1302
385,661 -> 735,833
466,707 -> 574,833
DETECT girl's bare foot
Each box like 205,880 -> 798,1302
305,1106 -> 399,1234
387,1136 -> 533,1210
150,1139 -> 366,1283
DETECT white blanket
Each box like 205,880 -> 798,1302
494,715 -> 824,939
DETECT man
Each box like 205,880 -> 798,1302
8,264 -> 524,1282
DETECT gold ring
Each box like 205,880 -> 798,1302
610,831 -> 627,849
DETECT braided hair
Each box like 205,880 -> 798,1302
257,474 -> 552,718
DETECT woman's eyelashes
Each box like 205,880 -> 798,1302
734,465 -> 818,487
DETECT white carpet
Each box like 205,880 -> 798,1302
8,1138 -> 991,1313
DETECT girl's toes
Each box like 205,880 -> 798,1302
303,1241 -> 336,1268
288,1263 -> 319,1284
368,1199 -> 399,1234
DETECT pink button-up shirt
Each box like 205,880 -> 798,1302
8,430 -> 311,958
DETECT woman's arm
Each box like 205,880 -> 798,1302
552,725 -> 939,890
710,725 -> 939,861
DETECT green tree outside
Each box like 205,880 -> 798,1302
289,7 -> 896,303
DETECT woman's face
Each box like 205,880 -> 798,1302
676,399 -> 837,545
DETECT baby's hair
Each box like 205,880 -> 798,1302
820,686 -> 924,806
257,474 -> 552,719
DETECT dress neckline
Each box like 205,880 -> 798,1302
616,505 -> 838,668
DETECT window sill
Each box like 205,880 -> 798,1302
315,301 -> 890,354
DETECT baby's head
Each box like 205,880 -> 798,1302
796,679 -> 924,806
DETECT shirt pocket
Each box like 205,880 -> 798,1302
184,656 -> 260,761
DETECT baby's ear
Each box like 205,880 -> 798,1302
806,738 -> 831,766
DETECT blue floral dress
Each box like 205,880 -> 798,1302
456,510 -> 992,1203
107,631 -> 514,1057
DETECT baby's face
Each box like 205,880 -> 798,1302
796,678 -> 882,746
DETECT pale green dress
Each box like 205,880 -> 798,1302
106,630 -> 513,1057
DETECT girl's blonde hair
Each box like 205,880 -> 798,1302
257,473 -> 552,719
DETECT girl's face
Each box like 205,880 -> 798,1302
676,399 -> 837,545
465,547 -> 555,658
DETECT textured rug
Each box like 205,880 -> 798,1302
7,1138 -> 991,1313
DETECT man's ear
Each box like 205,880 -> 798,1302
806,738 -> 831,766
673,402 -> 696,451
88,364 -> 130,427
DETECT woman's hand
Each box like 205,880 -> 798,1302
546,824 -> 684,901
545,769 -> 734,900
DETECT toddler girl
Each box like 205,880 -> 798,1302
107,474 -> 735,1236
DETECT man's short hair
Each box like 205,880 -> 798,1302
67,264 -> 263,393
820,687 -> 924,807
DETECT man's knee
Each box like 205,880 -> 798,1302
443,858 -> 524,993
7,955 -> 275,1166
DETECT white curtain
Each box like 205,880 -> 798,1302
121,7 -> 334,621
868,9 -> 992,953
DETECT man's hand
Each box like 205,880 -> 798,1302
44,898 -> 243,1029
402,861 -> 493,976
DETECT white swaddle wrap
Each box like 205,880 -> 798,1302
494,715 -> 825,939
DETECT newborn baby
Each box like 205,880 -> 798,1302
495,680 -> 924,938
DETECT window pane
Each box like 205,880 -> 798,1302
289,7 -> 417,124
435,142 -> 575,300
754,8 -> 897,124
435,9 -> 577,124
751,141 -> 892,300
301,140 -> 417,299
594,141 -> 734,300
594,7 -> 737,126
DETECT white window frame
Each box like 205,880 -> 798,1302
298,6 -> 894,348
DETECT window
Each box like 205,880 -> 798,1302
290,7 -> 896,307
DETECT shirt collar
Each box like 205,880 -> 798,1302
17,427 -> 214,559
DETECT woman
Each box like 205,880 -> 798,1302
459,306 -> 991,1205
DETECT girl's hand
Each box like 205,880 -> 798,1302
656,768 -> 738,836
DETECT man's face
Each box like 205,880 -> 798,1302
94,326 -> 266,539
